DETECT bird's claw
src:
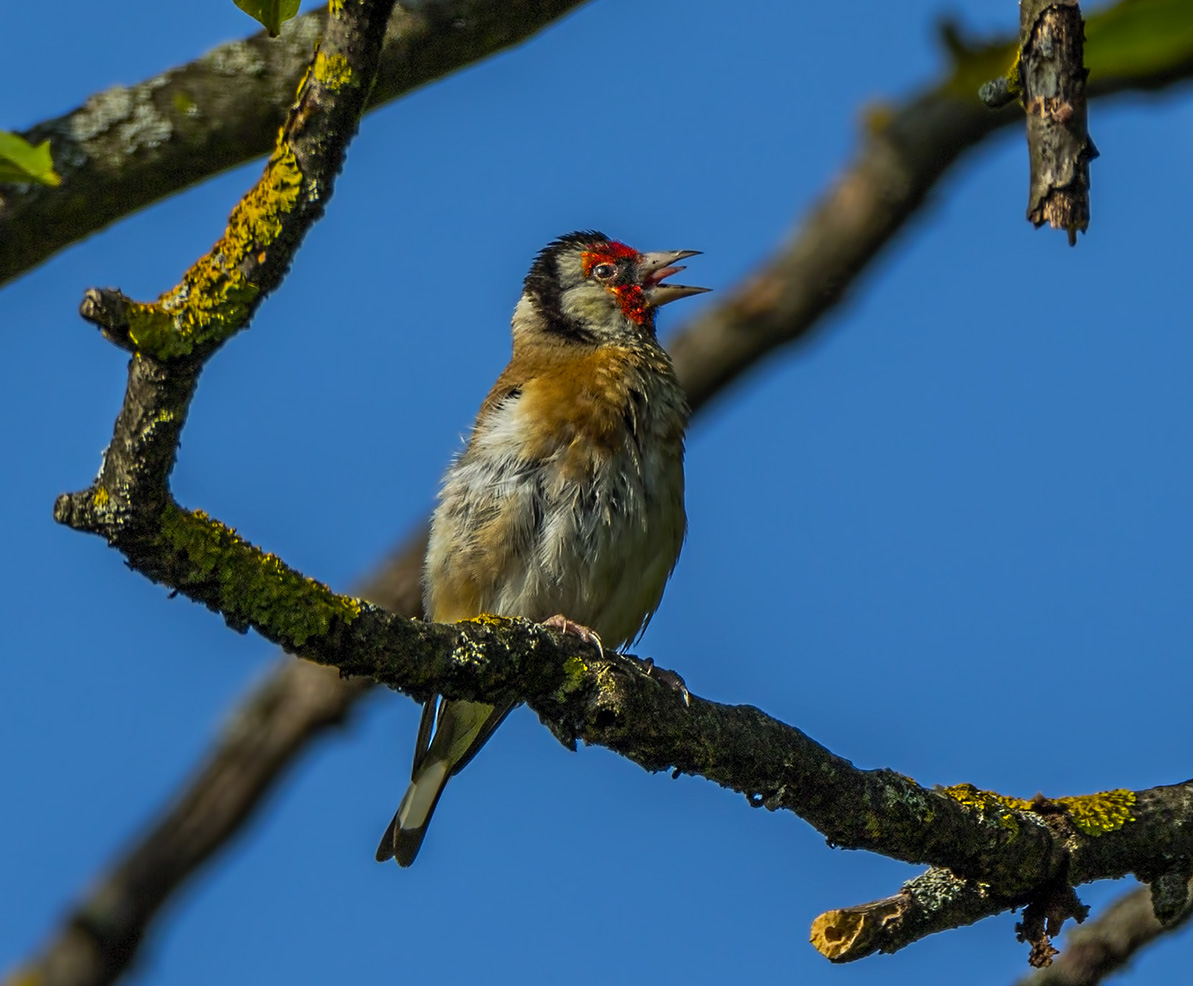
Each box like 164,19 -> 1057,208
634,656 -> 690,706
542,614 -> 604,657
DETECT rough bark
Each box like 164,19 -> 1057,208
1020,0 -> 1097,243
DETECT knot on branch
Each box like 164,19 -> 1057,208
1016,878 -> 1089,968
80,287 -> 137,353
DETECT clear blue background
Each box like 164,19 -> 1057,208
3,2 -> 1192,984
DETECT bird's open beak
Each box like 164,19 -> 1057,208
638,250 -> 711,307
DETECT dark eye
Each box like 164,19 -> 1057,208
592,263 -> 616,280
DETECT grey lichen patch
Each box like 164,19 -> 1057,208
1150,868 -> 1191,924
441,616 -> 546,698
116,100 -> 173,152
280,13 -> 325,47
70,86 -> 135,142
904,867 -> 991,907
884,778 -> 927,815
201,40 -> 267,78
69,83 -> 174,154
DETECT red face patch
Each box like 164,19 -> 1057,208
611,284 -> 650,325
580,242 -> 652,326
579,240 -> 639,277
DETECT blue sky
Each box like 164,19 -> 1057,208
3,1 -> 1193,984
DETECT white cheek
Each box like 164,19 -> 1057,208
562,284 -> 619,326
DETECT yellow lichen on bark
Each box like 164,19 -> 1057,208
314,51 -> 353,90
941,783 -> 1136,837
157,504 -> 361,647
1054,790 -> 1136,835
119,132 -> 303,359
940,784 -> 1032,830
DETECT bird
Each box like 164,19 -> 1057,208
375,230 -> 708,866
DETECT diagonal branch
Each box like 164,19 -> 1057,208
49,364 -> 1193,959
0,0 -> 590,287
50,42 -> 1193,971
46,309 -> 1193,953
27,7 -> 404,983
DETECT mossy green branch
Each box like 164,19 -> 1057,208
157,504 -> 362,647
83,0 -> 393,363
117,136 -> 303,360
559,656 -> 590,698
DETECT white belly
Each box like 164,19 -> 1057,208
424,391 -> 685,650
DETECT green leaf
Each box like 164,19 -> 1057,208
1086,0 -> 1193,81
232,0 -> 301,37
0,131 -> 61,186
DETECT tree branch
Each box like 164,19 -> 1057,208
14,4 -> 1193,986
51,431 -> 1193,962
50,37 -> 1193,969
812,868 -> 1009,962
1019,0 -> 1097,244
0,0 -> 590,287
67,276 -> 1193,909
808,782 -> 1193,965
48,330 -> 1193,952
24,8 -> 404,984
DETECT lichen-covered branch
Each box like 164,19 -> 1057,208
48,399 -> 1193,949
812,869 -> 1009,962
33,10 -> 402,986
53,0 -> 408,569
54,93 -> 1193,959
48,475 -> 1193,963
808,781 -> 1193,965
0,0 -> 590,287
808,781 -> 1193,964
50,104 -> 1193,969
56,322 -> 1193,911
68,0 -> 401,368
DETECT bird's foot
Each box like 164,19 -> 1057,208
630,655 -> 690,707
542,614 -> 604,657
